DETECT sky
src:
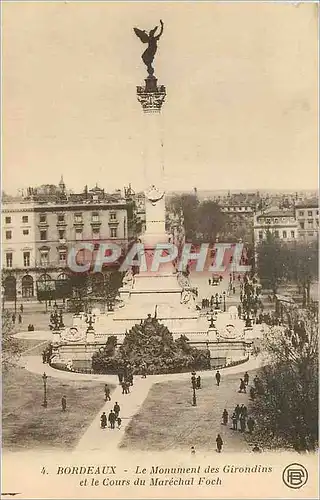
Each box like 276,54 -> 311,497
2,1 -> 318,195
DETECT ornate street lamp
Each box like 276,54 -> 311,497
191,372 -> 197,406
42,372 -> 48,408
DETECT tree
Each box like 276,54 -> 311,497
2,310 -> 21,371
256,233 -> 290,293
196,200 -> 227,243
287,241 -> 318,306
250,306 -> 318,451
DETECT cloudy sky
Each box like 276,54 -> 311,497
2,1 -> 318,195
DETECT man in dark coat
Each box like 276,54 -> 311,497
108,410 -> 116,429
113,402 -> 120,418
247,417 -> 255,434
244,371 -> 249,385
104,384 -> 111,401
216,434 -> 223,452
61,395 -> 67,411
239,379 -> 246,393
100,412 -> 107,429
232,412 -> 238,430
215,370 -> 221,386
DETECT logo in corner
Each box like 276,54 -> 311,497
282,463 -> 308,489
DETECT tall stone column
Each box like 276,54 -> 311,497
137,76 -> 167,248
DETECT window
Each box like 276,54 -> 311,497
300,222 -> 305,229
40,230 -> 47,241
274,230 -> 279,238
59,250 -> 67,263
75,229 -> 83,240
6,230 -> 12,240
307,220 -> 313,228
5,216 -> 11,224
39,213 -> 47,223
40,251 -> 49,266
92,212 -> 100,222
274,218 -> 278,223
299,211 -> 304,217
266,218 -> 271,224
23,251 -> 30,267
57,214 -> 65,223
308,210 -> 313,216
110,227 -> 117,238
23,229 -> 29,236
110,212 -> 117,220
291,231 -> 295,238
58,229 -> 65,240
282,231 -> 287,238
92,228 -> 100,239
258,231 -> 263,241
74,213 -> 83,223
6,253 -> 13,268
22,216 -> 29,223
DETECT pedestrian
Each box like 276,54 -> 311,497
240,404 -> 248,419
244,371 -> 249,385
20,304 -> 24,313
239,416 -> 246,432
191,372 -> 196,389
239,379 -> 246,393
216,434 -> 223,453
104,384 -> 111,401
196,375 -> 201,389
114,401 -> 120,418
234,404 -> 241,419
253,375 -> 259,389
222,409 -> 228,425
100,412 -> 107,429
249,386 -> 255,400
247,417 -> 255,434
18,313 -> 22,324
215,370 -> 221,386
121,382 -> 127,395
124,380 -> 130,394
61,395 -> 67,412
42,351 -> 47,364
12,314 -> 16,324
117,417 -> 122,430
231,412 -> 238,430
108,410 -> 116,429
141,364 -> 147,378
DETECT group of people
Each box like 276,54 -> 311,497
223,404 -> 255,434
100,401 -> 122,430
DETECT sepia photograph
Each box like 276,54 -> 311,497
1,1 -> 318,498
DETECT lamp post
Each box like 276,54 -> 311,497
191,372 -> 197,406
223,291 -> 226,312
42,372 -> 48,408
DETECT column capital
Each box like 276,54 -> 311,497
137,76 -> 166,113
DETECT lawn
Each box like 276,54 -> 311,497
17,338 -> 50,356
2,366 -> 115,451
120,371 -> 257,452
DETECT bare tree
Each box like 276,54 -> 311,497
250,306 -> 318,451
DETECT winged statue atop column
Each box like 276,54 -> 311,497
134,20 -> 164,76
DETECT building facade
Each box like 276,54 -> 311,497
2,183 -> 134,304
294,199 -> 319,241
253,209 -> 298,244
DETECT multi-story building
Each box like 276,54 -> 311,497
2,202 -> 37,301
2,182 -> 134,304
253,208 -> 298,244
294,198 -> 319,241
